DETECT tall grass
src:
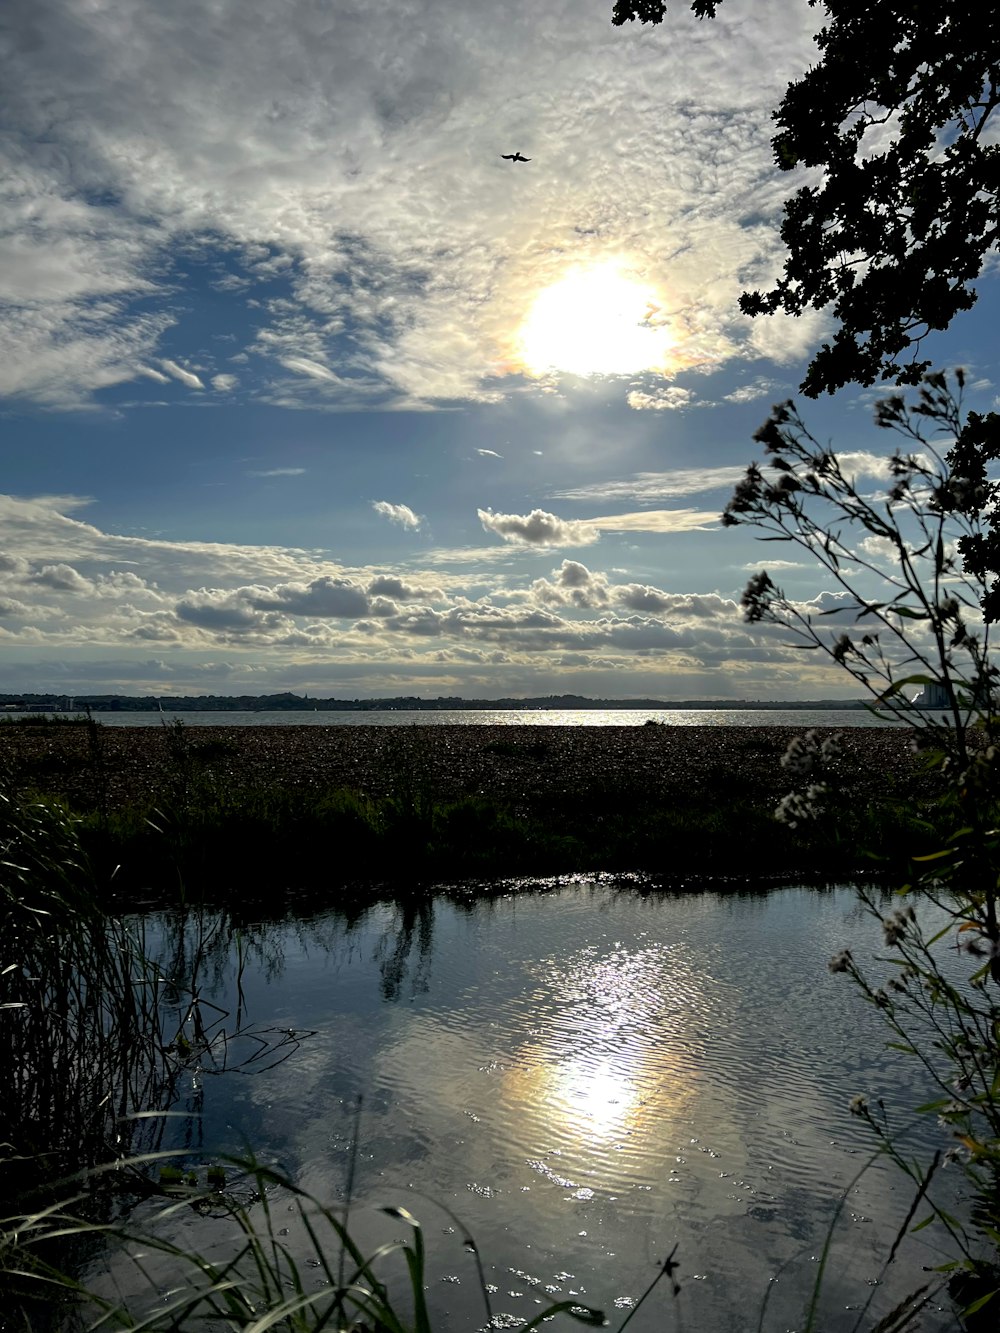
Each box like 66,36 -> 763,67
0,782 -> 168,1197
4,1143 -> 689,1333
0,778 -> 314,1326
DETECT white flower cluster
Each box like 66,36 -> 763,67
881,904 -> 916,946
936,1099 -> 970,1129
774,783 -> 828,827
780,729 -> 842,775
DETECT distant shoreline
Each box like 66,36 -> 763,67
0,692 -> 869,714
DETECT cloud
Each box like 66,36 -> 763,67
31,562 -> 92,592
478,508 -> 600,547
800,590 -> 858,619
280,357 -> 346,383
615,583 -> 677,614
476,448 -> 503,459
528,561 -> 740,621
746,307 -> 832,365
588,509 -> 721,534
252,577 -> 370,619
723,378 -> 779,404
0,297 -> 174,409
246,467 -> 307,477
0,488 -> 865,700
626,386 -> 694,412
160,359 -> 205,390
739,558 -> 806,571
367,574 -> 444,602
530,560 -> 612,609
834,451 -> 897,481
175,593 -> 267,632
212,373 -> 239,391
0,0 -> 822,410
552,467 -> 749,503
372,500 -> 422,530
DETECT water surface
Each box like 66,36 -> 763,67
99,883 -> 960,1331
42,707 -> 899,727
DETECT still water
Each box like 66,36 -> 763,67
101,882 -> 960,1331
52,708 -> 898,727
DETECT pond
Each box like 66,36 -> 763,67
93,881 -> 963,1332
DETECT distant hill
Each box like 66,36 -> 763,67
0,691 -> 867,713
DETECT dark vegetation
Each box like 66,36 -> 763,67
614,2 -> 1000,399
1,715 -> 937,904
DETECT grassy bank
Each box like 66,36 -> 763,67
0,718 -> 937,903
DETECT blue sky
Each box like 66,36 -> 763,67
2,0 -> 998,700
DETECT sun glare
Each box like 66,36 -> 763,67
517,262 -> 673,377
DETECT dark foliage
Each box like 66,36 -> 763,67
613,1 -> 1000,396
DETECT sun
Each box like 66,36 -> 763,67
517,261 -> 673,377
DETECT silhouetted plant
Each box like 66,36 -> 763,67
727,370 -> 1000,1322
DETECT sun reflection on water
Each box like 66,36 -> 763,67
501,942 -> 709,1157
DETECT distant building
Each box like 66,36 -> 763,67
911,681 -> 952,709
910,679 -> 995,710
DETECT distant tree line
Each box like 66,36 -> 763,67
0,692 -> 867,712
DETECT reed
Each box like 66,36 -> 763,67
0,782 -> 165,1194
0,779 -> 313,1326
2,1145 -> 688,1333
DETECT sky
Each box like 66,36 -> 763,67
2,0 -> 998,701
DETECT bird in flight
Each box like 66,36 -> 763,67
501,152 -> 531,162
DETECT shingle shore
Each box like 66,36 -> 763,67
1,722 -> 928,813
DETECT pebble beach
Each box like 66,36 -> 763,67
1,721 -> 930,814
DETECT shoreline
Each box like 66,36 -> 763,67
0,722 -> 938,900
0,721 -> 928,813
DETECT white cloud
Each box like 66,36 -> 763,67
739,558 -> 806,572
160,359 -> 205,390
588,509 -> 721,534
723,377 -> 779,404
367,574 -> 444,602
31,562 -> 92,592
0,0 -> 822,410
746,307 -> 832,366
247,467 -> 307,477
279,357 -> 345,383
478,508 -> 600,547
372,500 -> 422,530
834,451 -> 896,481
552,467 -> 749,503
0,505 -> 868,697
626,386 -> 694,412
530,560 -> 612,609
476,448 -> 503,459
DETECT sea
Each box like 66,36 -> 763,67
32,707 -> 907,728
